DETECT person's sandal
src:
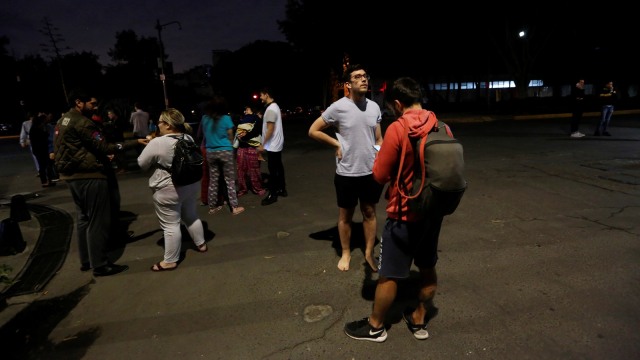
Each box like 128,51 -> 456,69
232,207 -> 245,215
197,243 -> 208,253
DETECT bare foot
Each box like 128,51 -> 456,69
338,255 -> 351,271
365,254 -> 378,272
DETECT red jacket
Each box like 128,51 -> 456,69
373,109 -> 438,222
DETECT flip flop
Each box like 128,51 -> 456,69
197,243 -> 208,253
151,262 -> 177,272
232,207 -> 245,215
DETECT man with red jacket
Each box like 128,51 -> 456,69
345,77 -> 448,342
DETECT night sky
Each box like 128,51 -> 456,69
1,0 -> 288,73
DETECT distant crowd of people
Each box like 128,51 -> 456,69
25,86 -> 288,276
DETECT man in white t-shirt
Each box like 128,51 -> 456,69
258,87 -> 287,206
308,64 -> 383,272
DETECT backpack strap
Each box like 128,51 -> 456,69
157,133 -> 183,173
395,111 -> 437,199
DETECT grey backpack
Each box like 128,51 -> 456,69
396,112 -> 467,217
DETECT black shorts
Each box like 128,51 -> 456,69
378,216 -> 443,279
334,174 -> 383,209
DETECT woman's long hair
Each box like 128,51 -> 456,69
203,95 -> 229,123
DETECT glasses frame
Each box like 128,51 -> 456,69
351,73 -> 371,81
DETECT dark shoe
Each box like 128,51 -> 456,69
593,131 -> 601,136
344,317 -> 387,342
80,262 -> 91,272
261,193 -> 278,206
93,263 -> 129,277
277,189 -> 288,197
603,131 -> 611,136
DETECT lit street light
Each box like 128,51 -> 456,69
155,19 -> 181,109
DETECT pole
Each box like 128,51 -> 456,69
155,19 -> 181,109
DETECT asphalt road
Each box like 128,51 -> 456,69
0,112 -> 639,359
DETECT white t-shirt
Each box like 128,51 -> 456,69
321,97 -> 381,176
261,102 -> 284,152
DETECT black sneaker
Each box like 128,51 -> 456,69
403,311 -> 429,340
261,193 -> 278,206
344,317 -> 387,342
93,263 -> 129,277
277,189 -> 288,197
603,131 -> 611,136
80,262 -> 91,272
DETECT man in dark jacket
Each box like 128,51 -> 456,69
570,79 -> 586,138
54,90 -> 141,277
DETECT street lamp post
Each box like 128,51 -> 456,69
155,19 -> 181,109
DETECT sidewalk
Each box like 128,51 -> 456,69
1,112 -> 639,359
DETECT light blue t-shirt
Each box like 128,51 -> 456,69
202,114 -> 234,152
321,97 -> 381,176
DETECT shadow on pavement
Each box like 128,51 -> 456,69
1,283 -> 97,360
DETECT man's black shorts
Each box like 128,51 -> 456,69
334,173 -> 383,209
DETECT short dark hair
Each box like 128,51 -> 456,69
385,77 -> 423,107
67,89 -> 91,108
259,87 -> 275,99
245,104 -> 258,113
343,64 -> 366,82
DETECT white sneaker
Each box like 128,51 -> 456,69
570,132 -> 585,138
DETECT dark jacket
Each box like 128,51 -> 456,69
54,108 -> 135,180
599,86 -> 617,107
29,117 -> 52,158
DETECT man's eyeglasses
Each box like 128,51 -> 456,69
351,74 -> 370,81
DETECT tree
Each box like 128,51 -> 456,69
104,30 -> 164,109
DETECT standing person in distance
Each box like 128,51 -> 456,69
130,102 -> 150,139
137,108 -> 208,271
344,77 -> 449,342
201,95 -> 245,215
29,113 -> 57,187
570,79 -> 586,138
595,81 -> 617,136
54,90 -> 140,277
19,112 -> 40,175
105,109 -> 127,172
308,64 -> 383,272
258,87 -> 287,206
235,104 -> 266,197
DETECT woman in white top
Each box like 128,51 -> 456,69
138,108 -> 207,271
